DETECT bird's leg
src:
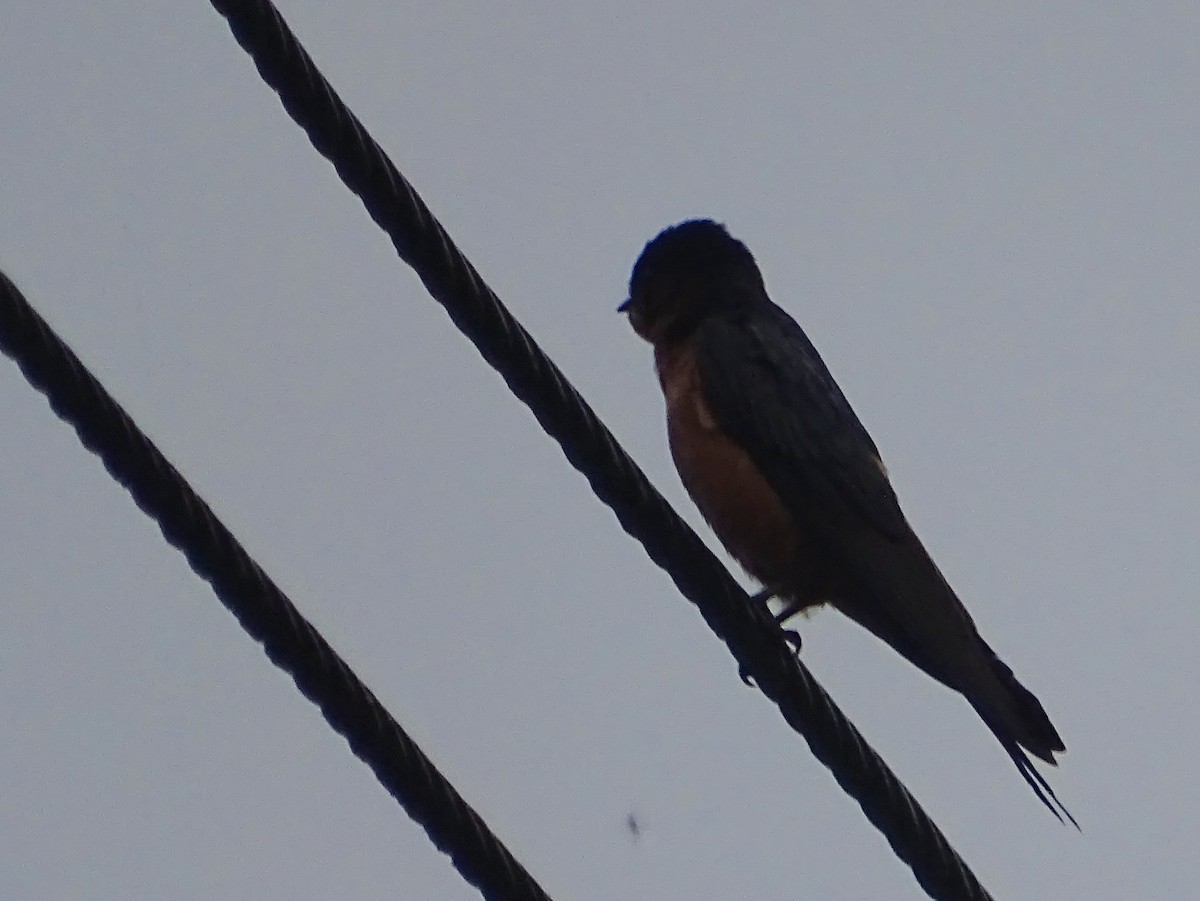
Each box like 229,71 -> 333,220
739,587 -> 803,685
739,587 -> 777,684
747,587 -> 775,606
752,590 -> 804,654
772,600 -> 805,655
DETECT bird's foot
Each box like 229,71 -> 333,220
747,587 -> 775,606
738,588 -> 803,685
770,598 -> 805,656
781,627 -> 803,655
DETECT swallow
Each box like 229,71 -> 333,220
620,219 -> 1072,823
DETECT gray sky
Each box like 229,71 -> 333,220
2,3 -> 1197,899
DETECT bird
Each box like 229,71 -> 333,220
619,218 -> 1073,823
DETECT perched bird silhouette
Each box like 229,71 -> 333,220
619,219 -> 1072,823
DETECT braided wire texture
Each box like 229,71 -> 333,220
0,271 -> 554,901
204,2 -> 997,898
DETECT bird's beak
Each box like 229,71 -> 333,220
617,297 -> 632,313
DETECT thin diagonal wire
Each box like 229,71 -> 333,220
205,2 -> 995,899
0,271 -> 553,901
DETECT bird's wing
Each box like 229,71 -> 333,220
693,303 -> 1073,823
692,305 -> 983,685
693,305 -> 908,549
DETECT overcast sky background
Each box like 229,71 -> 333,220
2,4 -> 1198,899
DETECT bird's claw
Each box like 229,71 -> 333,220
747,587 -> 775,606
782,628 -> 803,654
739,589 -> 804,685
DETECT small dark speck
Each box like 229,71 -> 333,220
625,812 -> 641,842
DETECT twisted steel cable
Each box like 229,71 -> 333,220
203,2 -> 997,899
0,272 -> 553,901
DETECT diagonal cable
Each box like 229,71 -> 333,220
0,271 -> 553,901
203,1 -> 997,898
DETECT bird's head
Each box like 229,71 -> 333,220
619,219 -> 765,343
